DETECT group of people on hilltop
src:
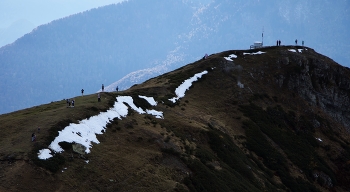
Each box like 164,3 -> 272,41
66,98 -> 75,107
295,39 -> 305,46
276,40 -> 282,46
65,84 -> 120,106
276,39 -> 305,46
32,84 -> 119,142
295,39 -> 298,45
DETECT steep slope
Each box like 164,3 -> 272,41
1,46 -> 350,191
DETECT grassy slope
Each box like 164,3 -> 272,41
1,46 -> 350,191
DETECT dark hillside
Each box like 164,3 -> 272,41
1,46 -> 350,191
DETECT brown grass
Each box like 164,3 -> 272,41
1,46 -> 350,191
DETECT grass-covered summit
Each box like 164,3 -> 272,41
1,46 -> 350,192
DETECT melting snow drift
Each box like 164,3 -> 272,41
38,70 -> 208,160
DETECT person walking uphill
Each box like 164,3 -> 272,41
31,133 -> 36,142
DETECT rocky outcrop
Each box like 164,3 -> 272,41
275,49 -> 350,132
313,170 -> 334,188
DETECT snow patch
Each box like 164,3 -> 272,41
37,149 -> 53,160
139,95 -> 157,106
316,137 -> 323,142
243,51 -> 266,55
224,54 -> 237,61
169,70 -> 208,103
38,70 -> 209,160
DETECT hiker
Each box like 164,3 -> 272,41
116,86 -> 119,92
276,40 -> 278,46
279,40 -> 281,46
98,93 -> 101,102
66,99 -> 70,107
202,53 -> 208,60
102,84 -> 104,92
71,99 -> 75,107
81,89 -> 84,96
295,39 -> 298,45
31,133 -> 36,142
302,40 -> 304,46
67,98 -> 71,107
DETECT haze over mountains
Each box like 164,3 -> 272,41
0,0 -> 125,47
0,0 -> 349,114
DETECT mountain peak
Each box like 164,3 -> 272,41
1,46 -> 350,191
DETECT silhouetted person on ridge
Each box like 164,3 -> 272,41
102,84 -> 104,92
202,53 -> 208,60
276,40 -> 278,46
302,40 -> 304,46
81,89 -> 84,96
279,40 -> 281,46
295,39 -> 298,45
116,86 -> 119,92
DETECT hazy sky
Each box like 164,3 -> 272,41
0,0 -> 126,28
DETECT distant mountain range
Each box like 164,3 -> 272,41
0,0 -> 349,114
0,19 -> 35,47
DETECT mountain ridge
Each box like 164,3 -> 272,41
1,46 -> 350,191
1,0 -> 349,115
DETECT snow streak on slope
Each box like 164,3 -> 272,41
38,70 -> 208,160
